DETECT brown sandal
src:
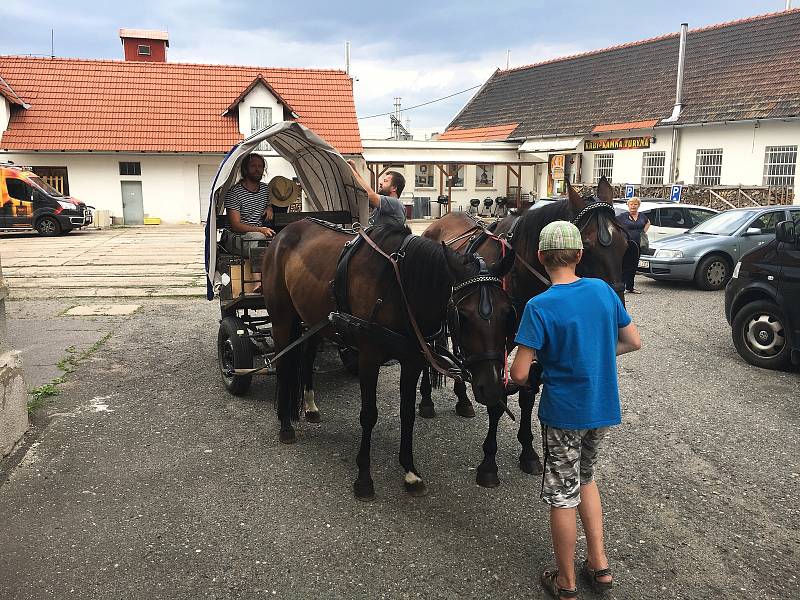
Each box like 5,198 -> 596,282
581,559 -> 613,592
541,568 -> 578,599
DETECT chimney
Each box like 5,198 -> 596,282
663,23 -> 688,123
119,29 -> 169,62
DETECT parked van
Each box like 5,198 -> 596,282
725,218 -> 800,370
0,162 -> 92,235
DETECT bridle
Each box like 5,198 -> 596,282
447,258 -> 512,367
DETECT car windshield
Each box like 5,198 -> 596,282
28,176 -> 64,197
689,210 -> 756,236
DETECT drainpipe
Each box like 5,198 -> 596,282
664,23 -> 688,183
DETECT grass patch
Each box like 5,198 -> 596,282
26,332 -> 114,416
27,383 -> 59,413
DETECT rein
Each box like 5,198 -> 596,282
356,228 -> 467,382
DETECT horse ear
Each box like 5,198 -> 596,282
566,179 -> 585,215
490,246 -> 515,278
596,176 -> 613,203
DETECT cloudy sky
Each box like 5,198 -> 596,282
2,0 -> 787,139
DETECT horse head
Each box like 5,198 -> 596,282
443,246 -> 516,408
567,176 -> 629,303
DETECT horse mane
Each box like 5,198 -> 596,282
515,199 -> 574,248
369,224 -> 453,330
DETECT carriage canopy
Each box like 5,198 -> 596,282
204,121 -> 368,299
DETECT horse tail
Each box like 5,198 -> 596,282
275,316 -> 304,422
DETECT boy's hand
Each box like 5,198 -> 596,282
528,360 -> 544,394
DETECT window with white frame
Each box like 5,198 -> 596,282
445,164 -> 464,187
415,164 -> 435,188
592,154 -> 613,183
476,165 -> 494,188
694,148 -> 723,186
641,151 -> 665,185
763,145 -> 797,187
250,107 -> 273,151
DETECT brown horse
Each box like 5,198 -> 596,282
421,177 -> 634,487
261,220 -> 515,500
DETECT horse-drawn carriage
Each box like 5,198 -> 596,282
205,122 -> 638,499
204,121 -> 367,395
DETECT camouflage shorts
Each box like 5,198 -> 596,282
540,425 -> 609,509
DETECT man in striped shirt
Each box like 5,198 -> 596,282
224,153 -> 275,258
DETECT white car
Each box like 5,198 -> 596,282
614,201 -> 719,242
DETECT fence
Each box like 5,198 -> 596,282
575,184 -> 795,211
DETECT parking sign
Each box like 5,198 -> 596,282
670,184 -> 683,202
625,184 -> 635,198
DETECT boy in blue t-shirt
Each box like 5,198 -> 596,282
510,220 -> 641,599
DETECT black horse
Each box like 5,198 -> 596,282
261,221 -> 515,500
420,177 -> 635,486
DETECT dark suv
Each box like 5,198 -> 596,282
725,217 -> 800,370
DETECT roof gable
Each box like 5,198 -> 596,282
0,57 -> 361,153
224,74 -> 298,116
446,9 -> 800,139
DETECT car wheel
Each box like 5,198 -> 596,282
36,216 -> 61,236
694,254 -> 731,291
731,300 -> 792,370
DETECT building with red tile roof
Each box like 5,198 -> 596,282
436,9 -> 800,199
0,31 -> 362,224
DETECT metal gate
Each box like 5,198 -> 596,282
412,196 -> 431,219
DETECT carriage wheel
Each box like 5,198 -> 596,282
218,316 -> 254,395
338,347 -> 360,377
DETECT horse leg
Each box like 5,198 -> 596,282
354,359 -> 380,501
302,336 -> 321,423
454,379 -> 475,418
476,402 -> 504,487
399,361 -> 427,497
418,368 -> 436,419
517,387 -> 543,474
274,317 -> 303,444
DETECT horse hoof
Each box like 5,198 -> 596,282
305,410 -> 321,423
404,480 -> 428,497
353,479 -> 375,501
476,469 -> 500,488
418,405 -> 436,419
455,402 -> 475,418
519,457 -> 543,475
278,429 -> 297,444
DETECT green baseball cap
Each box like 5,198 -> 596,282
539,220 -> 583,251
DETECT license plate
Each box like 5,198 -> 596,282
638,259 -> 650,269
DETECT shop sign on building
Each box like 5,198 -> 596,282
584,137 -> 651,151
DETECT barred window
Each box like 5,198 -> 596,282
694,148 -> 723,186
119,162 -> 141,176
592,153 -> 613,183
641,151 -> 665,185
763,145 -> 797,187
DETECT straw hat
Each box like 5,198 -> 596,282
268,176 -> 301,208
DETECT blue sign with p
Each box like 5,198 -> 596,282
670,184 -> 683,202
625,184 -> 635,198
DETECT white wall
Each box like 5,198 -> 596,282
676,120 -> 800,197
579,121 -> 800,202
0,151 -> 299,223
0,98 -> 10,135
373,162 -> 541,213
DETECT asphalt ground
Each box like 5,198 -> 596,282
1,248 -> 799,599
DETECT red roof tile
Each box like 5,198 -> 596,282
437,123 -> 519,141
0,57 -> 363,154
592,120 -> 659,132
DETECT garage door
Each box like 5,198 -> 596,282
198,164 -> 218,222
